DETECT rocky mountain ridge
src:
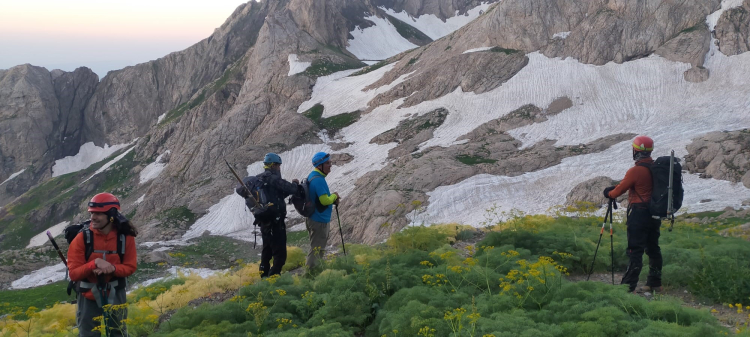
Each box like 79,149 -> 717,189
1,0 -> 749,262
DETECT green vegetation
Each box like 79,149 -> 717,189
456,154 -> 498,165
349,60 -> 390,76
4,209 -> 750,335
680,23 -> 707,34
287,230 -> 309,246
408,57 -> 419,65
385,15 -> 432,43
159,206 -> 198,231
0,147 -> 138,250
302,58 -> 362,78
489,46 -> 521,55
130,277 -> 188,303
0,282 -> 70,317
302,104 -> 361,134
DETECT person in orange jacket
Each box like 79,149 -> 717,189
603,135 -> 662,294
67,193 -> 137,337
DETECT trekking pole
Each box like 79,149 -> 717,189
97,275 -> 111,337
667,150 -> 675,232
335,205 -> 346,256
587,201 -> 612,281
609,200 -> 617,285
47,231 -> 67,267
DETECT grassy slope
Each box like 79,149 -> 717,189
3,207 -> 750,336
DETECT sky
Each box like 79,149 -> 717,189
0,0 -> 250,78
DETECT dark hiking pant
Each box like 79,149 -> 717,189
259,218 -> 287,278
620,204 -> 663,292
76,287 -> 127,337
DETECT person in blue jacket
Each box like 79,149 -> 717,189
305,152 -> 340,272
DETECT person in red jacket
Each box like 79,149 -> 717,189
67,193 -> 137,337
603,135 -> 662,294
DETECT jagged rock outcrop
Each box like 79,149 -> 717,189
0,65 -> 98,206
370,108 -> 449,158
684,130 -> 750,188
566,176 -> 628,207
714,0 -> 750,56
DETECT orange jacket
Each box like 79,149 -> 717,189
67,227 -> 137,300
607,158 -> 653,204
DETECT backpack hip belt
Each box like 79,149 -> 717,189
79,279 -> 122,307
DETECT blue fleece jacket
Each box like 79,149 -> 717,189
308,169 -> 336,223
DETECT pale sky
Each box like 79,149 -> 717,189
0,0 -> 250,78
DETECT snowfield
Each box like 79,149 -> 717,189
10,262 -> 67,289
288,54 -> 312,76
347,15 -> 418,60
52,142 -> 131,177
381,2 -> 494,40
139,150 -> 170,184
26,221 -> 70,249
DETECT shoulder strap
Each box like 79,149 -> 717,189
83,227 -> 94,261
117,234 -> 126,262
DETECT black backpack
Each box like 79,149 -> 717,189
291,176 -> 326,217
236,175 -> 273,217
638,156 -> 684,218
63,221 -> 127,296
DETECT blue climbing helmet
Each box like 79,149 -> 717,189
312,152 -> 330,167
264,153 -> 282,164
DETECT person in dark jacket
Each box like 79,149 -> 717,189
237,153 -> 298,277
603,135 -> 662,293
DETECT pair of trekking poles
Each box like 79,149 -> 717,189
586,199 -> 617,284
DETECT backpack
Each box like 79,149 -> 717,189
236,175 -> 273,217
637,156 -> 684,218
63,221 -> 127,296
291,176 -> 326,217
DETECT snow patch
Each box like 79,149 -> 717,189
26,221 -> 70,248
52,142 -> 131,177
553,31 -> 571,39
81,145 -> 137,184
347,15 -> 418,60
139,150 -> 170,184
157,112 -> 167,124
288,54 -> 312,76
463,47 -> 492,54
381,2 -> 494,40
10,263 -> 67,289
135,194 -> 146,205
0,169 -> 25,186
132,266 -> 225,289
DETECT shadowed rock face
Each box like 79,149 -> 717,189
0,66 -> 99,206
684,130 -> 750,188
715,0 -> 750,56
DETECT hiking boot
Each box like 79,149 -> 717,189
637,285 -> 663,293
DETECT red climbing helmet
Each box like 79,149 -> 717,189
88,193 -> 120,213
632,135 -> 654,152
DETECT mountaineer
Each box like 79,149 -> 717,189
67,193 -> 137,336
236,153 -> 298,277
603,135 -> 663,293
305,152 -> 341,272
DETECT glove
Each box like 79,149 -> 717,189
603,186 -> 615,199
